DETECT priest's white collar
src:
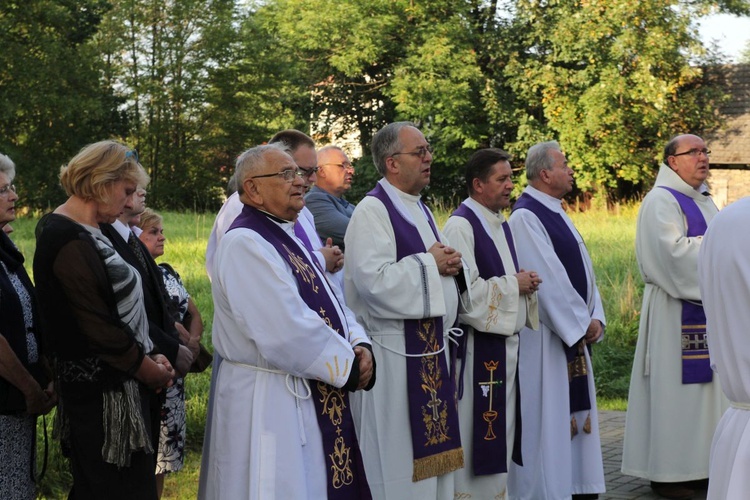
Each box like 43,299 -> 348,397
463,197 -> 504,236
524,185 -> 564,210
257,208 -> 294,226
377,178 -> 424,228
657,164 -> 710,198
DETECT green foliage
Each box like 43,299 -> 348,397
0,0 -> 125,211
504,0 -> 729,199
741,39 -> 750,63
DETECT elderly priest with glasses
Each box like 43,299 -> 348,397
344,121 -> 471,500
622,134 -> 728,500
199,144 -> 374,500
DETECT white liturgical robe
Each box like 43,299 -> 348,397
206,192 -> 326,280
698,196 -> 750,500
443,197 -> 539,498
507,186 -> 605,500
198,215 -> 369,499
344,178 -> 469,500
622,165 -> 727,482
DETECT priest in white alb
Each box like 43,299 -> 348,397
622,134 -> 727,499
698,196 -> 750,500
345,122 -> 470,500
443,148 -> 540,498
199,144 -> 374,499
507,141 -> 606,500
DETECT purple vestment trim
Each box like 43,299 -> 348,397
512,193 -> 592,414
451,203 -> 523,475
659,186 -> 712,384
293,222 -> 316,253
229,205 -> 371,499
368,183 -> 464,481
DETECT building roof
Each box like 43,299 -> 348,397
707,63 -> 750,166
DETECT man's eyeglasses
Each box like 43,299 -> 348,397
251,166 -> 318,183
671,148 -> 711,158
0,184 -> 16,197
391,145 -> 433,161
321,162 -> 354,171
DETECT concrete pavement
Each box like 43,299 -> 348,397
598,411 -> 707,500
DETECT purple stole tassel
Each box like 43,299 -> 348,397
229,206 -> 371,499
659,186 -> 712,384
451,203 -> 523,475
512,193 -> 592,416
368,183 -> 464,482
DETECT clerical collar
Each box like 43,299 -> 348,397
258,209 -> 293,225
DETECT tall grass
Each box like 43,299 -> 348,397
10,204 -> 641,498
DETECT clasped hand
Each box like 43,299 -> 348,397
428,242 -> 462,276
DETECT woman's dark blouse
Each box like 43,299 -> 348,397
33,213 -> 144,377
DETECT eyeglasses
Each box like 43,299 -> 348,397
251,166 -> 318,182
391,145 -> 433,161
321,162 -> 354,171
671,148 -> 710,158
0,184 -> 16,197
125,149 -> 140,163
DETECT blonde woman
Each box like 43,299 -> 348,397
33,141 -> 173,500
138,209 -> 203,498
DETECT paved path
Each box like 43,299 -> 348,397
599,411 -> 707,499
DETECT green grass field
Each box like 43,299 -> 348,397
11,205 -> 642,498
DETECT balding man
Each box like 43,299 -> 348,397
622,134 -> 728,500
305,145 -> 356,249
199,144 -> 373,499
507,141 -> 606,500
344,121 -> 469,499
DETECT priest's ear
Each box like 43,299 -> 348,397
384,155 -> 400,176
472,177 -> 485,194
240,177 -> 264,206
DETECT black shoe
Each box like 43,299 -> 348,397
684,478 -> 709,490
650,481 -> 695,500
572,495 -> 599,500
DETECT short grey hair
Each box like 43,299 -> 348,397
234,143 -> 286,195
317,145 -> 344,156
0,153 -> 16,181
371,121 -> 417,176
525,141 -> 561,181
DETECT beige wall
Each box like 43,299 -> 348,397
709,169 -> 750,209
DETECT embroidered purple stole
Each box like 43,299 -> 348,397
229,205 -> 371,499
512,193 -> 593,416
659,186 -> 712,384
451,203 -> 523,475
368,183 -> 464,482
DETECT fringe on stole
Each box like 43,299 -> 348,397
102,378 -> 153,468
412,447 -> 465,482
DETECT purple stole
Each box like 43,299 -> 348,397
368,183 -> 464,482
229,205 -> 371,499
659,186 -> 712,384
451,203 -> 523,475
512,193 -> 593,416
294,219 -> 318,253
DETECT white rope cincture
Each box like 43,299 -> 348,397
224,359 -> 311,400
370,326 -> 465,357
730,401 -> 750,411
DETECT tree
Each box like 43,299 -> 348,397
0,0 -> 123,210
260,0 -> 521,202
741,38 -> 750,63
504,0 -> 745,200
